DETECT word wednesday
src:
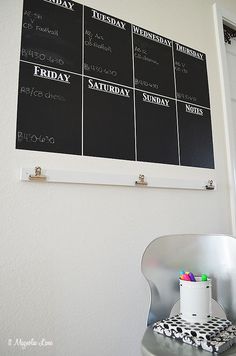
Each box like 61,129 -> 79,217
186,104 -> 203,116
34,66 -> 71,84
143,93 -> 170,107
92,10 -> 126,30
88,79 -> 130,97
133,26 -> 171,47
176,43 -> 204,60
43,0 -> 74,10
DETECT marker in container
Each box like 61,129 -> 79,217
188,272 -> 196,281
182,273 -> 191,281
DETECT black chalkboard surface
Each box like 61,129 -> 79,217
174,42 -> 210,108
83,77 -> 135,160
84,7 -> 133,87
16,0 -> 215,169
136,90 -> 179,164
21,0 -> 82,73
133,26 -> 175,98
16,61 -> 82,154
178,102 -> 214,168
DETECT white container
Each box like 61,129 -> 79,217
179,277 -> 212,323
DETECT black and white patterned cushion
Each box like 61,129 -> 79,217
153,314 -> 236,353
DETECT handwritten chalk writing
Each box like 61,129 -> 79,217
134,52 -> 159,65
84,63 -> 117,77
21,49 -> 64,66
133,26 -> 172,47
177,92 -> 197,102
35,26 -> 59,37
175,43 -> 204,61
134,45 -> 159,65
91,9 -> 126,30
24,10 -> 43,23
135,78 -> 159,90
20,86 -> 66,102
23,15 -> 58,36
17,131 -> 55,144
175,61 -> 188,74
85,29 -> 112,53
85,30 -> 104,41
88,79 -> 130,98
186,104 -> 203,116
85,40 -> 112,53
43,0 -> 74,11
134,46 -> 147,55
33,66 -> 70,84
23,23 -> 34,30
143,92 -> 170,107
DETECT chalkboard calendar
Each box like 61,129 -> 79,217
16,0 -> 215,168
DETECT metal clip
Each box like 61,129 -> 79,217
29,167 -> 46,181
135,174 -> 148,186
205,180 -> 215,190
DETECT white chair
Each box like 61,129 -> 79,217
141,234 -> 236,356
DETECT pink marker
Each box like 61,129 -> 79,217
182,273 -> 191,281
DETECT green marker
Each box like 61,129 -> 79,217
201,274 -> 208,281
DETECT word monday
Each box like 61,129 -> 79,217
88,79 -> 130,97
92,9 -> 126,30
43,0 -> 74,10
34,66 -> 71,84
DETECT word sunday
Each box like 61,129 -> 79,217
186,104 -> 203,116
91,10 -> 126,30
143,93 -> 170,107
34,66 -> 71,84
175,43 -> 204,60
133,26 -> 171,47
88,79 -> 130,97
43,0 -> 74,10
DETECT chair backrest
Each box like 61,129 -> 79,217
141,234 -> 236,326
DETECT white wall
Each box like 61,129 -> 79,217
0,0 -> 233,355
216,0 -> 236,13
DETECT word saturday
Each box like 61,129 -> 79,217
88,79 -> 130,97
92,9 -> 126,30
34,66 -> 70,84
43,0 -> 74,10
143,93 -> 170,107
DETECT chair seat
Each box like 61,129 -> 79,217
141,327 -> 236,356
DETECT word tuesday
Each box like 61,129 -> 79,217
34,66 -> 70,84
43,0 -> 74,10
91,10 -> 126,30
88,79 -> 130,97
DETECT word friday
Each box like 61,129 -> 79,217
34,66 -> 71,84
43,0 -> 74,10
91,9 -> 126,30
88,79 -> 130,97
